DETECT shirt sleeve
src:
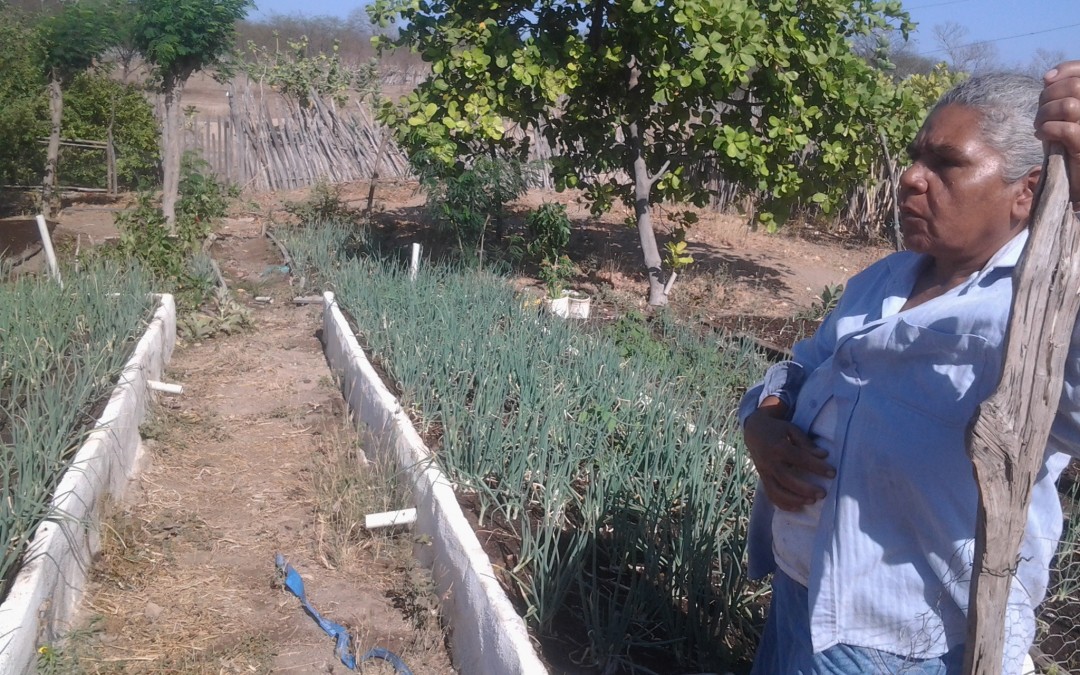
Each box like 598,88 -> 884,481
737,302 -> 842,428
1049,316 -> 1080,459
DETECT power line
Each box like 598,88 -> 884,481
906,0 -> 970,11
920,21 -> 1080,55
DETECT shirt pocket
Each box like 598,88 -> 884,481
876,318 -> 995,427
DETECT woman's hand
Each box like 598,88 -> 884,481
1037,61 -> 1080,206
744,398 -> 835,512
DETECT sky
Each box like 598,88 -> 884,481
248,0 -> 1080,70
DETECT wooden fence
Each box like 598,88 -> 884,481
184,88 -> 412,193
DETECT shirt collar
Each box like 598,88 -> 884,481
886,228 -> 1030,279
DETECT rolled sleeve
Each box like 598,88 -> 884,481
738,361 -> 807,427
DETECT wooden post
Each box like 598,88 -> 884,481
106,125 -> 117,195
963,149 -> 1078,674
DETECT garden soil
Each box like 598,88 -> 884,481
18,181 -> 891,674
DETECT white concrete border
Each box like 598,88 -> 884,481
0,294 -> 177,674
321,291 -> 548,675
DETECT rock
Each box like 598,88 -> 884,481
144,601 -> 164,621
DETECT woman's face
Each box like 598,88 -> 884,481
898,104 -> 1035,268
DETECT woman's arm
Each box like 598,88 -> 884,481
739,304 -> 844,511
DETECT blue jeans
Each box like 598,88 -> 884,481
751,571 -> 965,674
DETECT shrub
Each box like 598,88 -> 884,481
284,179 -> 357,224
413,153 -> 536,252
109,152 -> 235,307
62,72 -> 160,190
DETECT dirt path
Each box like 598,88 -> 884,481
61,223 -> 454,674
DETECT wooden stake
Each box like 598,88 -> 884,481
963,148 -> 1078,674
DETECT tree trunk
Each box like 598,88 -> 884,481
628,120 -> 667,306
42,76 -> 63,218
624,57 -> 668,307
963,150 -> 1078,674
160,78 -> 184,230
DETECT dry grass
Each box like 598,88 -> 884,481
309,416 -> 413,570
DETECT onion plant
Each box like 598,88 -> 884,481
0,261 -> 154,601
284,222 -> 769,670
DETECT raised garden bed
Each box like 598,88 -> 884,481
0,279 -> 176,674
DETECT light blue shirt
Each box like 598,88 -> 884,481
739,229 -> 1080,671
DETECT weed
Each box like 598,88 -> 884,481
284,180 -> 359,225
177,286 -> 253,340
310,419 -> 413,569
796,282 -> 844,322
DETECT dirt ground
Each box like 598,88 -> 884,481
5,181 -> 892,674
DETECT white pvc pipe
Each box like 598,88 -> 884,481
364,508 -> 417,531
147,380 -> 183,395
35,214 -> 61,286
409,243 -> 420,281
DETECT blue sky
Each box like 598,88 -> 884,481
249,0 -> 1079,69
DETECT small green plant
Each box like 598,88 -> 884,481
526,202 -> 572,262
177,286 -> 253,340
175,151 -> 238,248
284,180 -> 358,224
538,254 -> 575,299
797,282 -> 844,321
109,153 -> 235,308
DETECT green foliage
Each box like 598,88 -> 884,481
176,151 -> 238,246
0,9 -> 47,186
414,154 -> 535,251
796,283 -> 845,322
38,0 -> 116,82
370,0 -> 918,227
525,202 -> 571,262
177,285 -> 252,339
527,203 -> 575,296
537,253 -> 575,299
284,180 -> 358,224
245,34 -> 378,108
284,222 -> 771,670
109,152 -> 234,306
130,0 -> 253,86
0,262 -> 156,601
61,73 -> 160,189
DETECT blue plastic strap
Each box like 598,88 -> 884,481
275,553 -> 415,675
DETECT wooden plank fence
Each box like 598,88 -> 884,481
184,88 -> 412,193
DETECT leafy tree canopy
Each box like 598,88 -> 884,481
38,0 -> 116,81
370,0 -> 949,302
375,0 -> 925,218
0,7 -> 47,185
130,0 -> 252,87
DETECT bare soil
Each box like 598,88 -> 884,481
8,181 -> 891,673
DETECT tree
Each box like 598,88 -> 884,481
0,6 -> 47,188
371,0 -> 916,305
38,0 -> 115,216
129,0 -> 251,228
933,21 -> 999,75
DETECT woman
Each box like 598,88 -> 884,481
741,62 -> 1080,674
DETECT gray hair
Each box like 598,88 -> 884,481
932,72 -> 1044,183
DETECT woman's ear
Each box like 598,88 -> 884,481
1012,166 -> 1043,224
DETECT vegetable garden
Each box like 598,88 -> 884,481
284,221 -> 772,671
0,262 -> 156,601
